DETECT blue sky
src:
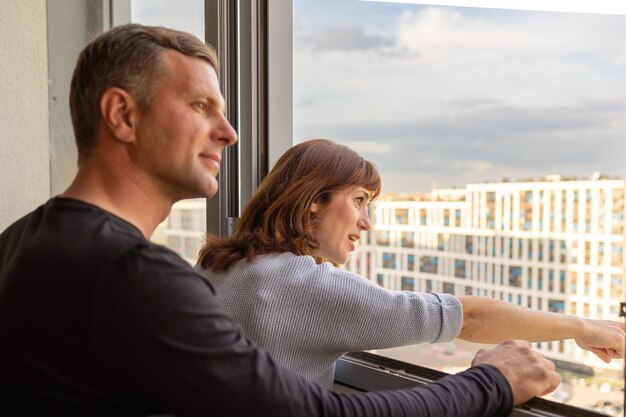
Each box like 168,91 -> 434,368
293,0 -> 626,193
132,0 -> 626,194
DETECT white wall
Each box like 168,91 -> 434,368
0,0 -> 49,231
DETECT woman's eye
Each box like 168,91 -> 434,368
355,197 -> 364,206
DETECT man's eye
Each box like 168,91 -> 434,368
194,102 -> 206,111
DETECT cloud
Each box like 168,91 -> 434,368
298,22 -> 394,51
395,7 -> 625,59
295,98 -> 626,191
608,49 -> 626,67
131,0 -> 204,40
449,98 -> 503,109
293,3 -> 626,192
341,141 -> 393,154
450,160 -> 493,172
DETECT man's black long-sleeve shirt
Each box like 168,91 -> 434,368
0,197 -> 513,416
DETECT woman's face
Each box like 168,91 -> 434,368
310,186 -> 372,264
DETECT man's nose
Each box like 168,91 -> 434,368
215,114 -> 238,146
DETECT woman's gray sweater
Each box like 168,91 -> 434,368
198,252 -> 463,389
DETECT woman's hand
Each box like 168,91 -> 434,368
574,319 -> 625,363
458,296 -> 626,362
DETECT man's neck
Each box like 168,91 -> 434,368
62,159 -> 172,239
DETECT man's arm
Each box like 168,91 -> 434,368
92,247 -> 556,417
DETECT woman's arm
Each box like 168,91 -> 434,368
457,296 -> 625,362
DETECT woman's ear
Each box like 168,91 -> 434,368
310,201 -> 319,214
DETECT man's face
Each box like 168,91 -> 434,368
131,49 -> 237,201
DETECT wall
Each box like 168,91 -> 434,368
0,0 -> 49,231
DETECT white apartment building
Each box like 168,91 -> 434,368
154,199 -> 207,265
347,176 -> 626,371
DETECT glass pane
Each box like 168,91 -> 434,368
131,0 -> 206,264
294,0 -> 626,414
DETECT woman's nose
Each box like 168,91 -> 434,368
358,209 -> 371,231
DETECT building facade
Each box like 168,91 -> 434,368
153,198 -> 207,265
347,177 -> 626,370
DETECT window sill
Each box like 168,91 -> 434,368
334,352 -> 610,417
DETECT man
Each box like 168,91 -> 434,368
0,24 -> 560,416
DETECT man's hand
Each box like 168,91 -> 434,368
471,339 -> 561,405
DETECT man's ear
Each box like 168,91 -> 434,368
99,87 -> 139,144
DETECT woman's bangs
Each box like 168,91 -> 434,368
355,161 -> 381,200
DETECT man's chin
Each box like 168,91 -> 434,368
194,178 -> 219,199
174,185 -> 218,202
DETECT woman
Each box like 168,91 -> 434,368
197,139 -> 624,389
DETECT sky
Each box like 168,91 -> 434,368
131,0 -> 626,195
131,0 -> 205,41
293,0 -> 626,193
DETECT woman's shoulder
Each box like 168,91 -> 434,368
199,251 -> 354,282
242,252 -> 321,275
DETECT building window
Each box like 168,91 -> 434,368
436,234 -> 445,251
548,299 -> 565,314
612,244 -> 623,267
376,274 -> 385,287
401,276 -> 414,291
465,236 -> 473,254
401,231 -> 414,248
396,208 -> 409,225
382,252 -> 396,269
509,266 -> 522,287
442,282 -> 455,295
454,259 -> 466,279
376,230 -> 390,246
419,256 -> 438,274
407,254 -> 415,271
611,275 -> 624,299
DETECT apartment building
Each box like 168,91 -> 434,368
347,176 -> 626,370
154,199 -> 207,265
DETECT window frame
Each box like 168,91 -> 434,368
204,0 -> 293,237
336,352 -> 613,417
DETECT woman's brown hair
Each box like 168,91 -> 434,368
198,139 -> 381,271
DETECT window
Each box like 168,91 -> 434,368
407,254 -> 415,270
401,276 -> 414,291
129,0 -> 207,263
396,208 -> 409,224
549,299 -> 565,314
419,256 -> 438,274
442,282 -> 455,294
509,266 -> 522,288
401,231 -> 414,247
376,230 -> 391,246
454,259 -> 465,279
293,0 -> 626,414
376,274 -> 385,286
382,252 -> 397,268
8,0 -> 622,415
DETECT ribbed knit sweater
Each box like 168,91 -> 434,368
198,252 -> 463,389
